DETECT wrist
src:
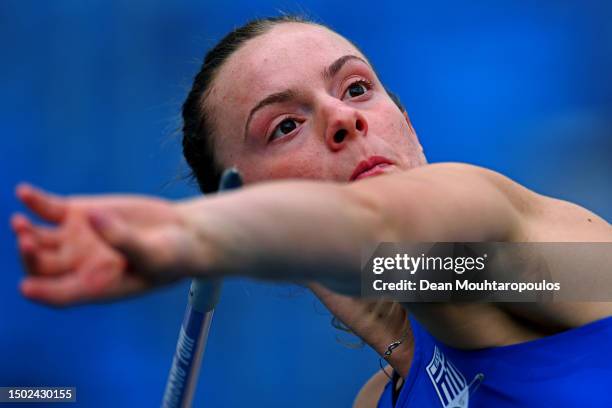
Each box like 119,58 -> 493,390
174,198 -> 228,278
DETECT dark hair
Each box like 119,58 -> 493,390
181,15 -> 405,193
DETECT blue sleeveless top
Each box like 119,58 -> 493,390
377,316 -> 612,407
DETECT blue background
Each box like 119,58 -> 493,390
1,1 -> 610,407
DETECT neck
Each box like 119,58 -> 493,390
308,283 -> 413,377
368,306 -> 413,378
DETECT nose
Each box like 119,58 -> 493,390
321,101 -> 368,151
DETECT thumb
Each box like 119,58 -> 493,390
87,210 -> 150,268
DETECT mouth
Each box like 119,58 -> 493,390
349,156 -> 395,181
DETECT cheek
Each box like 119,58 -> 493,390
238,150 -> 325,184
371,108 -> 409,143
393,118 -> 427,166
370,106 -> 427,165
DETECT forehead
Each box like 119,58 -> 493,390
208,23 -> 367,117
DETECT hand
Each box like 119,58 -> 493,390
11,184 -> 202,306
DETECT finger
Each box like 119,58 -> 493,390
11,213 -> 60,248
33,249 -> 73,276
10,213 -> 30,233
19,254 -> 115,306
15,183 -> 67,223
20,256 -> 147,306
20,274 -> 84,306
17,233 -> 38,274
87,210 -> 156,271
16,234 -> 69,276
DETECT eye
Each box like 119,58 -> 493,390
343,79 -> 372,99
269,118 -> 299,142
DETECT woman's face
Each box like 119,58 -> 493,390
207,23 -> 427,185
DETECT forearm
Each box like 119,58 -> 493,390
177,180 -> 389,294
175,163 -> 527,292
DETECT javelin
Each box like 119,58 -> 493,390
162,168 -> 243,408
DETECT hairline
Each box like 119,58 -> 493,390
195,20 -> 398,182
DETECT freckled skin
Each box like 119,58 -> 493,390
12,23 -> 612,405
207,23 -> 427,186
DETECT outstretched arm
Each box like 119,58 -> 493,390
172,163 -> 528,289
13,162 -> 608,305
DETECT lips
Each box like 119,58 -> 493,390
349,156 -> 394,181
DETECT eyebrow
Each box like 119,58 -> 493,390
243,54 -> 370,139
322,54 -> 369,81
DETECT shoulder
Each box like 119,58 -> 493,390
422,163 -> 611,236
354,162 -> 537,241
430,164 -> 612,242
351,162 -> 540,217
353,369 -> 391,408
522,194 -> 611,241
394,163 -> 610,241
404,162 -> 539,205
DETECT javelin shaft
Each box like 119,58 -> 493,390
162,169 -> 242,408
